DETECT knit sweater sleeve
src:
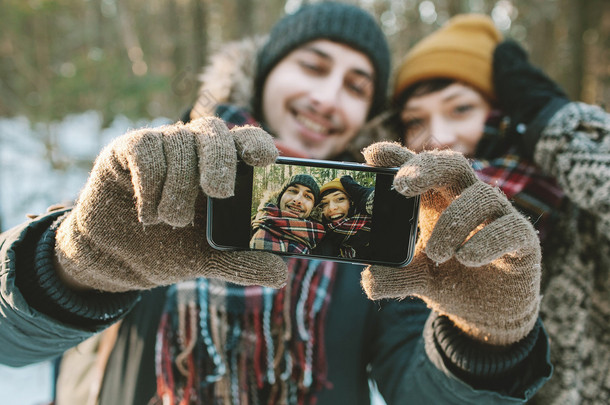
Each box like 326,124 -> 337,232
534,102 -> 610,235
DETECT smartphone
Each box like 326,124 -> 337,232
207,157 -> 419,267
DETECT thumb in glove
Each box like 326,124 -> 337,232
55,117 -> 288,292
361,142 -> 542,346
493,40 -> 570,158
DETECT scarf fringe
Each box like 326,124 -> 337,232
155,259 -> 336,404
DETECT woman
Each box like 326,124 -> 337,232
315,176 -> 373,259
376,14 -> 609,404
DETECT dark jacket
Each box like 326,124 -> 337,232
0,209 -> 551,404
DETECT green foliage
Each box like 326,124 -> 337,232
0,0 -> 606,123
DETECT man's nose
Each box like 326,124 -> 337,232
310,75 -> 342,114
293,194 -> 305,206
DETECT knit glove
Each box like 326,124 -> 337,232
340,175 -> 373,213
360,142 -> 542,346
493,40 -> 570,159
55,117 -> 288,292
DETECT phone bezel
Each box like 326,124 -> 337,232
207,156 -> 420,267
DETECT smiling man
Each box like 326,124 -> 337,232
246,2 -> 389,161
261,40 -> 375,159
250,174 -> 325,254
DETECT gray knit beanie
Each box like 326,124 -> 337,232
253,1 -> 390,121
277,174 -> 321,205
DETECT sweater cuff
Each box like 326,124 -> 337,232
427,312 -> 541,389
17,215 -> 139,328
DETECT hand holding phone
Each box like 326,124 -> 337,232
55,118 -> 289,292
361,143 -> 542,345
207,157 -> 420,266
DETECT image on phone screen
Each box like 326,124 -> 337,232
207,158 -> 419,267
250,164 -> 377,260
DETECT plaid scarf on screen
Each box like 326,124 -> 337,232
472,151 -> 565,242
325,214 -> 372,259
155,105 -> 338,405
251,204 -> 326,254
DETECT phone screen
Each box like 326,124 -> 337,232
207,158 -> 419,266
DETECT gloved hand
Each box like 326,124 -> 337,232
493,40 -> 570,158
360,142 -> 542,346
339,175 -> 373,213
55,117 -> 288,292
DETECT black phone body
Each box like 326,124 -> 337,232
207,157 -> 419,267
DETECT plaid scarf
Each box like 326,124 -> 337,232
472,151 -> 565,242
155,105 -> 338,405
250,204 -> 326,254
324,214 -> 372,259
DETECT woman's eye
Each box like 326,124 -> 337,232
403,118 -> 424,132
453,104 -> 474,114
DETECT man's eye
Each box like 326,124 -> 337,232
299,61 -> 324,74
337,197 -> 346,202
348,82 -> 365,95
346,79 -> 372,99
305,194 -> 314,201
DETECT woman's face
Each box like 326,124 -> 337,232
319,190 -> 351,222
400,82 -> 491,157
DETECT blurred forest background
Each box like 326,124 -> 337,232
2,0 -> 609,125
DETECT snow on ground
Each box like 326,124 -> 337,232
0,112 -> 170,230
0,112 -> 169,404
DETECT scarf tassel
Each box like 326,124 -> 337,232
155,259 -> 336,404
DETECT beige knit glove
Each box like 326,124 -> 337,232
55,117 -> 288,292
361,142 -> 542,345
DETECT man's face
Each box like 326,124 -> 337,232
319,190 -> 351,222
400,83 -> 491,157
279,184 -> 315,218
262,40 -> 374,160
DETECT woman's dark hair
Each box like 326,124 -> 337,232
393,78 -> 457,108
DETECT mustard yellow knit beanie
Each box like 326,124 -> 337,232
320,177 -> 346,196
393,14 -> 502,102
